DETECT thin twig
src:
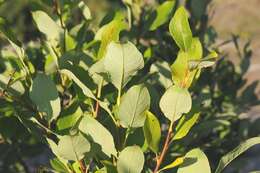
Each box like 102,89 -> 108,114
153,122 -> 173,173
79,159 -> 86,173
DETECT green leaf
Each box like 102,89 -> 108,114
171,38 -> 202,88
79,114 -> 117,157
177,148 -> 211,173
149,60 -> 173,89
95,18 -> 127,59
159,85 -> 192,122
60,69 -> 96,100
47,133 -> 91,161
215,137 -> 260,173
78,1 -> 92,20
104,41 -> 144,90
57,104 -> 83,131
149,1 -> 176,31
169,6 -> 192,51
50,158 -> 70,173
118,85 -> 150,128
32,11 -> 62,45
143,111 -> 161,153
0,74 -> 25,96
30,73 -> 61,122
173,112 -> 200,141
159,157 -> 184,172
117,146 -> 144,173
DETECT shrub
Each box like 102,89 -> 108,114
0,0 -> 259,173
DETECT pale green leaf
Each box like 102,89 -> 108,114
149,1 -> 176,31
47,133 -> 90,161
95,19 -> 127,59
173,112 -> 200,141
79,114 -> 117,157
117,146 -> 144,173
143,111 -> 161,153
118,85 -> 150,128
159,85 -> 192,122
177,148 -> 211,173
30,73 -> 61,122
104,41 -> 144,90
78,1 -> 92,20
60,69 -> 96,100
215,137 -> 260,173
169,6 -> 192,51
32,11 -> 62,45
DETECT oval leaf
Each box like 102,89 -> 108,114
117,146 -> 144,173
104,41 -> 144,90
47,133 -> 91,161
118,85 -> 150,128
79,114 -> 117,157
32,11 -> 62,44
169,6 -> 192,51
143,111 -> 161,153
30,73 -> 61,122
159,85 -> 192,122
177,148 -> 211,173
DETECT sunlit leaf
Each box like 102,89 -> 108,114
169,6 -> 192,51
159,85 -> 192,122
159,157 -> 184,172
177,148 -> 211,173
118,85 -> 150,128
149,1 -> 176,31
79,114 -> 117,157
117,146 -> 144,173
104,41 -> 144,90
143,111 -> 161,153
47,133 -> 91,161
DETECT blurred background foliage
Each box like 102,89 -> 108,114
0,0 -> 259,172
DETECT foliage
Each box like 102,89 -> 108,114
0,0 -> 259,173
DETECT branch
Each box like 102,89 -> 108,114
153,122 -> 173,173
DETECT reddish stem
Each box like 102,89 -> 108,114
153,126 -> 173,173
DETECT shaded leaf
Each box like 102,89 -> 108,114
30,73 -> 60,121
215,137 -> 260,173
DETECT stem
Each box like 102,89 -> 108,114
153,121 -> 174,173
117,89 -> 121,106
94,79 -> 103,118
79,159 -> 86,173
54,0 -> 66,51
